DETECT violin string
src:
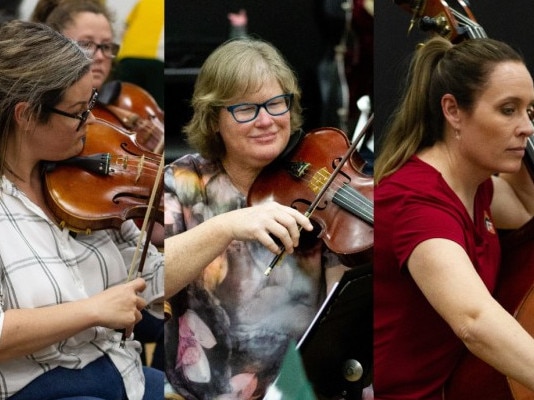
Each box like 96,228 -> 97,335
108,165 -> 158,179
306,165 -> 372,210
288,164 -> 374,222
315,168 -> 373,216
107,155 -> 161,177
303,166 -> 372,214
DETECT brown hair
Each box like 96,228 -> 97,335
31,0 -> 114,34
375,36 -> 524,183
0,20 -> 91,178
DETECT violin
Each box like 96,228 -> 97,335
43,118 -> 164,234
42,112 -> 165,348
93,80 -> 164,154
247,124 -> 374,270
396,1 -> 534,398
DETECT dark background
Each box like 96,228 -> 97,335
374,1 -> 534,152
165,1 -> 534,162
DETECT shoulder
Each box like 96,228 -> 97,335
376,156 -> 448,204
165,153 -> 220,174
165,154 -> 220,189
376,157 -> 472,248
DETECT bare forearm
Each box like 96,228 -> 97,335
164,202 -> 314,298
164,213 -> 233,298
0,300 -> 97,361
461,303 -> 534,391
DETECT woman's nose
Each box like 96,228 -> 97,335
254,107 -> 274,125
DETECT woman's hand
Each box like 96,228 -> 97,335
165,202 -> 313,297
225,202 -> 314,254
90,277 -> 147,337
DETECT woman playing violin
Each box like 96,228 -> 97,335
164,37 -> 350,399
373,36 -> 534,399
0,20 -> 163,400
31,0 -> 164,154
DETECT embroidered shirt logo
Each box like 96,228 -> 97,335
484,211 -> 496,234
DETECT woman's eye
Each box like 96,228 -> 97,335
235,106 -> 255,113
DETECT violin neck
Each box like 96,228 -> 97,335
332,184 -> 374,226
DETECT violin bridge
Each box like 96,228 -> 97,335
135,155 -> 145,182
309,167 -> 331,194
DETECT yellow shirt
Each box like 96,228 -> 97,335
117,0 -> 164,61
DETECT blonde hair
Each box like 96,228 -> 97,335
183,38 -> 303,161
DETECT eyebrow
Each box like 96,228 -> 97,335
62,97 -> 92,110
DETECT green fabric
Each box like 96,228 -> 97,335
264,341 -> 317,400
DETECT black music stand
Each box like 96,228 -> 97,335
297,264 -> 373,400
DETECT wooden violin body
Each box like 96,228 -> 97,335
43,119 -> 163,233
95,81 -> 163,123
248,127 -> 374,265
93,81 -> 164,154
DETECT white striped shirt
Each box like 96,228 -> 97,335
0,177 -> 164,400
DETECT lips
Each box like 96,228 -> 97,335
250,132 -> 277,142
506,146 -> 526,156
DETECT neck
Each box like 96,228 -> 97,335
418,143 -> 487,218
221,158 -> 261,195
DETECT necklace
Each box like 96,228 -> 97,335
220,160 -> 255,195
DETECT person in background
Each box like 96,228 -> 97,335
31,0 -> 163,154
0,20 -> 163,400
114,0 -> 164,109
373,35 -> 534,399
164,37 -> 351,399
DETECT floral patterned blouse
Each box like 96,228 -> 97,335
164,153 -> 339,399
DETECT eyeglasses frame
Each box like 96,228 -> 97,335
43,88 -> 99,131
226,93 -> 294,123
77,40 -> 120,59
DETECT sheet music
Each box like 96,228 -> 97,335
296,281 -> 340,349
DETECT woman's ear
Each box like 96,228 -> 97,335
13,101 -> 33,129
441,93 -> 461,130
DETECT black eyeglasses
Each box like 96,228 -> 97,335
77,40 -> 120,59
226,94 -> 293,123
44,88 -> 99,131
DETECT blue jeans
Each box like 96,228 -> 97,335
8,355 -> 164,400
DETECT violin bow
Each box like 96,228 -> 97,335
119,151 -> 165,347
264,114 -> 374,276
